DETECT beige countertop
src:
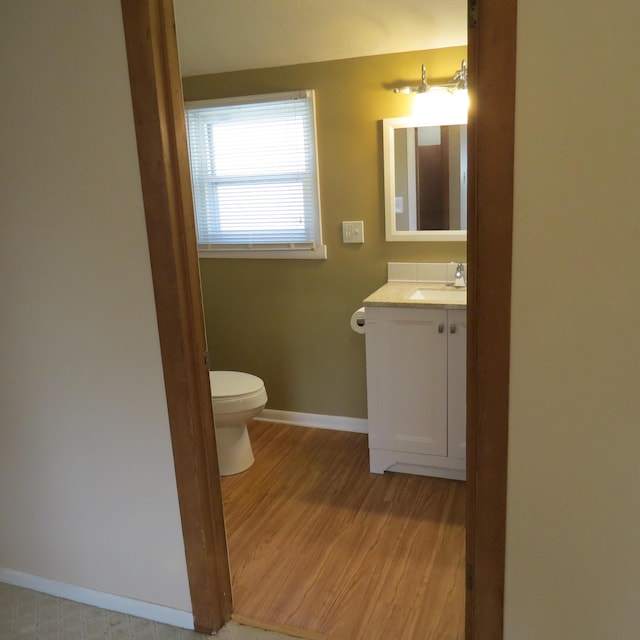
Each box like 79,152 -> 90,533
363,282 -> 467,309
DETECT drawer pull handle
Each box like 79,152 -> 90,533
450,324 -> 457,334
438,323 -> 445,333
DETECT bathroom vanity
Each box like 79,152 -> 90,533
363,281 -> 466,480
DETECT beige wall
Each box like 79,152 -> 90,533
0,1 -> 191,611
505,0 -> 640,637
183,48 -> 467,418
3,0 -> 639,634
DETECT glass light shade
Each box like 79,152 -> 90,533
411,88 -> 469,125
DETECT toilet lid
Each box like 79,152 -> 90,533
209,370 -> 265,399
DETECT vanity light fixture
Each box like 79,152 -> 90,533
393,60 -> 468,95
394,64 -> 430,94
449,59 -> 468,92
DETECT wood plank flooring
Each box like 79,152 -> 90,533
221,422 -> 465,640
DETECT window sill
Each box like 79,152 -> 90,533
198,245 -> 327,260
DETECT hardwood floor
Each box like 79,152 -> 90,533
221,422 -> 465,640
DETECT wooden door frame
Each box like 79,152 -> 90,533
120,0 -> 517,636
466,1 -> 517,638
120,1 -> 232,632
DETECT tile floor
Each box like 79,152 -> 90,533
0,583 -> 297,640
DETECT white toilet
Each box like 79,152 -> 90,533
209,370 -> 267,476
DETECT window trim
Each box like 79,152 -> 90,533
185,90 -> 326,260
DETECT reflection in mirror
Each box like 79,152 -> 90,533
383,115 -> 468,242
394,124 -> 467,231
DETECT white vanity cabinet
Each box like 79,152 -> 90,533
365,305 -> 466,480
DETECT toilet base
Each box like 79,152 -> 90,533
215,422 -> 255,476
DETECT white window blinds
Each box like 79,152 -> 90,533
185,91 -> 324,257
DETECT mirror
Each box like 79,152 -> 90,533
383,112 -> 468,242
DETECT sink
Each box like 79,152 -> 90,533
409,287 -> 466,302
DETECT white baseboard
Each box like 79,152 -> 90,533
0,567 -> 194,630
256,409 -> 368,434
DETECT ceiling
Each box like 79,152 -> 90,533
173,0 -> 467,78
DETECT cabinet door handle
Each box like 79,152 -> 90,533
438,323 -> 445,333
450,323 -> 457,334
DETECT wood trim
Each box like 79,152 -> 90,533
120,0 -> 232,633
466,0 -> 518,638
233,614 -> 334,640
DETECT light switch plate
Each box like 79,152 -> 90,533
342,220 -> 365,244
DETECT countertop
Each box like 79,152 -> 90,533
363,282 -> 467,309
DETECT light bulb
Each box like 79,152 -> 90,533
411,88 -> 468,124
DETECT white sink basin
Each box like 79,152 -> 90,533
409,287 -> 466,302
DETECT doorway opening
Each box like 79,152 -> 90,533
120,0 -> 516,637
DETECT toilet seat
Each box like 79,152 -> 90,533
209,371 -> 267,415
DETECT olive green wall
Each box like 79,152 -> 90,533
183,47 -> 467,419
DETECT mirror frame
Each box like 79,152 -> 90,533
383,112 -> 468,242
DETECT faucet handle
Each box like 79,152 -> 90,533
454,263 -> 467,288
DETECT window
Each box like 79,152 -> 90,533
185,90 -> 326,259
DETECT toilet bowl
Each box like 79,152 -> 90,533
209,371 -> 267,476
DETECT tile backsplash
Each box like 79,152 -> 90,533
388,262 -> 468,284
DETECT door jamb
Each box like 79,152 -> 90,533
466,0 -> 518,638
120,0 -> 232,631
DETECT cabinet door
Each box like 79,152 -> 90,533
447,309 -> 467,460
366,306 -> 448,457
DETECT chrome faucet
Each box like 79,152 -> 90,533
454,263 -> 467,288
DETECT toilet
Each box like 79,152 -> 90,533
209,370 -> 267,476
